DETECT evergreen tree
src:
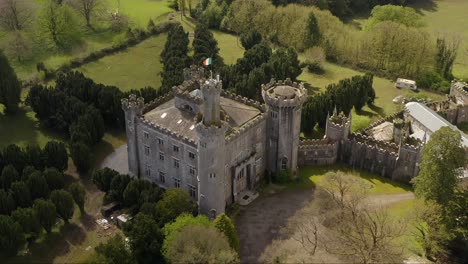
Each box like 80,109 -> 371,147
160,24 -> 190,93
240,30 -> 262,50
193,23 -> 224,69
11,207 -> 41,236
43,167 -> 65,191
213,213 -> 240,252
0,50 -> 21,114
33,198 -> 56,233
0,189 -> 16,215
10,181 -> 32,208
27,171 -> 50,200
0,215 -> 25,257
269,47 -> 302,81
305,12 -> 321,47
43,141 -> 68,171
50,190 -> 75,223
1,164 -> 19,189
125,213 -> 164,264
70,142 -> 92,173
68,183 -> 86,214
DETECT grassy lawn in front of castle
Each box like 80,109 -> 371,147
293,164 -> 412,194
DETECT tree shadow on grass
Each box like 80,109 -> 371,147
356,108 -> 378,118
368,103 -> 385,116
80,213 -> 97,232
411,0 -> 438,14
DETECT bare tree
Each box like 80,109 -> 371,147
68,0 -> 107,28
291,216 -> 319,256
0,0 -> 36,31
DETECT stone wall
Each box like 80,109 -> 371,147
298,139 -> 339,165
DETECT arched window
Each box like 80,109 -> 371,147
281,157 -> 288,170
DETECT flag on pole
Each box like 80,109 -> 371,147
203,57 -> 212,66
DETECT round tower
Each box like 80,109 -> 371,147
196,78 -> 227,218
122,94 -> 145,176
262,78 -> 307,178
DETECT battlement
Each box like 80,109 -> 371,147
226,112 -> 267,142
201,78 -> 223,92
222,90 -> 266,112
142,93 -> 174,114
140,117 -> 197,147
350,133 -> 400,153
328,112 -> 351,128
261,78 -> 307,108
173,80 -> 203,105
361,111 -> 404,133
196,121 -> 228,138
451,79 -> 468,96
299,138 -> 337,149
183,65 -> 206,81
122,94 -> 144,112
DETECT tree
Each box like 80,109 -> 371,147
92,167 -> 119,192
43,167 -> 64,191
3,31 -> 33,62
1,164 -> 19,189
162,213 -> 212,258
160,24 -> 190,92
2,144 -> 26,172
108,174 -> 131,203
24,145 -> 44,170
166,225 -> 239,264
27,171 -> 50,200
155,188 -> 197,225
124,213 -> 164,264
68,0 -> 106,28
0,215 -> 25,257
68,183 -> 86,214
43,141 -> 68,171
0,0 -> 36,31
33,199 -> 56,233
50,190 -> 75,223
305,12 -> 320,47
435,36 -> 460,79
11,207 -> 41,236
70,142 -> 91,173
412,127 -> 466,207
193,23 -> 224,68
10,181 -> 31,208
37,0 -> 82,51
0,50 -> 21,114
95,234 -> 136,264
240,30 -> 262,50
214,213 -> 240,252
365,5 -> 424,30
268,47 -> 302,81
0,189 -> 15,215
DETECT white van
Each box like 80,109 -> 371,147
395,78 -> 417,91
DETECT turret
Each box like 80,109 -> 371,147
122,95 -> 145,176
262,78 -> 307,178
196,77 -> 227,218
325,110 -> 351,141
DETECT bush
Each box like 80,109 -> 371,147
303,47 -> 325,74
275,169 -> 292,184
417,71 -> 451,93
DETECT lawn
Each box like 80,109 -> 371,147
295,164 -> 412,194
78,34 -> 167,91
117,0 -> 173,27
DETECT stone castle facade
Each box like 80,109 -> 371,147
122,66 -> 468,217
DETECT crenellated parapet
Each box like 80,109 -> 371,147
173,80 -> 203,105
142,93 -> 174,114
226,112 -> 267,142
350,133 -> 400,153
361,111 -> 404,133
299,138 -> 337,148
139,117 -> 197,147
221,90 -> 266,112
450,79 -> 468,97
122,94 -> 144,113
261,78 -> 307,108
183,65 -> 206,81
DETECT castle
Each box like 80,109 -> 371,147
122,66 -> 468,217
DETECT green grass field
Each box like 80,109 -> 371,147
296,164 -> 412,194
78,34 -> 166,91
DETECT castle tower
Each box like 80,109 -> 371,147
325,110 -> 351,141
196,78 -> 227,218
262,79 -> 307,178
122,95 -> 145,176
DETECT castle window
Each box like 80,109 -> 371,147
237,168 -> 245,180
209,173 -> 216,178
189,152 -> 196,159
145,164 -> 151,177
144,131 -> 149,139
189,166 -> 196,175
270,111 -> 278,118
159,171 -> 166,183
158,138 -> 164,145
173,145 -> 180,152
201,142 -> 207,148
173,178 -> 181,188
281,157 -> 288,170
159,152 -> 165,161
188,185 -> 196,198
174,158 -> 180,168
144,145 -> 150,156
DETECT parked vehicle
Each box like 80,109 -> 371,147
395,78 -> 418,91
